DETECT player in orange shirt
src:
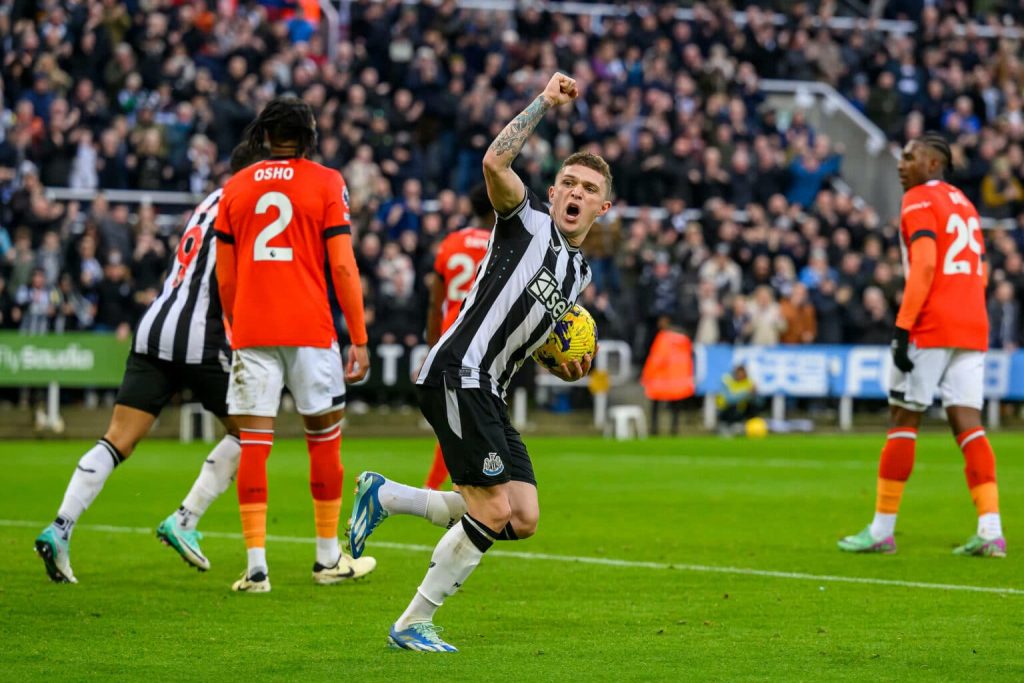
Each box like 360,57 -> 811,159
422,185 -> 494,489
215,97 -> 376,590
839,133 -> 1006,557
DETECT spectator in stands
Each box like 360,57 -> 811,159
812,277 -> 844,344
787,135 -> 842,208
770,255 -> 797,299
55,272 -> 93,332
989,281 -> 1021,351
639,252 -> 684,354
780,282 -> 817,344
980,157 -> 1024,219
699,243 -> 742,296
694,280 -> 724,345
93,251 -> 133,339
723,294 -> 752,345
867,71 -> 901,137
15,267 -> 59,334
35,230 -> 62,286
747,285 -> 785,346
849,286 -> 893,345
8,229 -> 35,292
375,241 -> 418,347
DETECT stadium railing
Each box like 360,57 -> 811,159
759,78 -> 900,220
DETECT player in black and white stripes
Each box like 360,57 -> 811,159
347,73 -> 612,652
34,144 -> 267,584
132,189 -> 227,366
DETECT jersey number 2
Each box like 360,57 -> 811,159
254,192 -> 294,262
943,214 -> 982,276
446,253 -> 477,302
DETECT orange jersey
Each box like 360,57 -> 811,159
215,158 -> 352,349
898,180 -> 988,350
434,227 -> 491,333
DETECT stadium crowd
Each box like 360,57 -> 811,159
2,0 -> 1024,358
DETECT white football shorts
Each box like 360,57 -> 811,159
227,342 -> 345,417
888,345 -> 984,412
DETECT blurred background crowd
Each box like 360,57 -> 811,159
2,0 -> 1024,361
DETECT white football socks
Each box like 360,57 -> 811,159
978,513 -> 1003,540
247,548 -> 267,576
54,440 -> 124,538
317,537 -> 340,566
869,512 -> 897,540
178,435 -> 241,530
378,479 -> 467,528
395,519 -> 490,630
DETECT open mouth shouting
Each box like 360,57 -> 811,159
565,202 -> 581,223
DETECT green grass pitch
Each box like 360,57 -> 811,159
0,433 -> 1022,681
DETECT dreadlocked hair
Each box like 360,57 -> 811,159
918,132 -> 952,173
243,96 -> 317,158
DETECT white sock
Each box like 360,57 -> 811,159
247,547 -> 267,576
870,512 -> 897,540
427,490 -> 467,528
317,536 -> 340,566
395,518 -> 491,630
179,435 -> 241,529
978,513 -> 1003,540
378,479 -> 466,527
54,440 -> 124,538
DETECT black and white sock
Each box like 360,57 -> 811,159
394,514 -> 497,629
53,439 -> 125,539
178,435 -> 241,530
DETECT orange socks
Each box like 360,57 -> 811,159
875,427 -> 917,514
424,442 -> 449,490
237,429 -> 273,563
957,427 -> 999,517
307,422 -> 343,564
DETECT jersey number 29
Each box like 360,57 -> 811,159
943,214 -> 982,276
254,191 -> 294,262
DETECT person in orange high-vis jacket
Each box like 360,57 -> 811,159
838,133 -> 1005,558
215,97 -> 376,592
641,326 -> 694,436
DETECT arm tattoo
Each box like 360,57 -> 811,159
488,95 -> 551,163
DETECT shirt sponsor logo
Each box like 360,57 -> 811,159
528,267 -> 570,318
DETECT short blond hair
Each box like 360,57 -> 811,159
559,151 -> 613,199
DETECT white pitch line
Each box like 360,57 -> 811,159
561,453 -> 962,472
4,519 -> 1021,596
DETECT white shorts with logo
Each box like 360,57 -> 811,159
888,345 -> 984,412
227,343 -> 345,417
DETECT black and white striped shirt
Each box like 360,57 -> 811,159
418,190 -> 591,398
133,189 -> 228,366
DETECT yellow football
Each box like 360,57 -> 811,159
532,304 -> 598,370
745,417 -> 768,439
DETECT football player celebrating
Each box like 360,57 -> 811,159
422,184 -> 494,490
348,73 -> 609,652
838,133 -> 1006,557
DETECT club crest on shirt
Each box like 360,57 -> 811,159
528,267 -> 570,318
482,452 -> 505,476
